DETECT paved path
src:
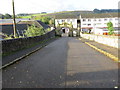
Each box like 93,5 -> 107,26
3,36 -> 118,88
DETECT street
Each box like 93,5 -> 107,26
2,36 -> 118,88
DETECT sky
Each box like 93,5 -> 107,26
0,0 -> 120,14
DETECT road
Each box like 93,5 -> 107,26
2,36 -> 118,88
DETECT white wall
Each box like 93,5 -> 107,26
81,17 -> 119,30
81,33 -> 119,49
55,19 -> 78,28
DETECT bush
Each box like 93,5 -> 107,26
107,22 -> 114,35
55,27 -> 62,37
24,25 -> 45,37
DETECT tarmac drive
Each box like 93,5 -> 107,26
2,36 -> 118,88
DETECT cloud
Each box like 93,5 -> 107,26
0,0 -> 119,14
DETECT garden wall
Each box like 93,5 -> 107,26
81,33 -> 119,49
2,30 -> 55,55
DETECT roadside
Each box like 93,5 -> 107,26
79,38 -> 119,62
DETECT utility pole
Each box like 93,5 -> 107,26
12,0 -> 17,38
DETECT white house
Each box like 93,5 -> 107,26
55,13 -> 119,35
55,15 -> 79,29
55,18 -> 78,28
80,13 -> 119,34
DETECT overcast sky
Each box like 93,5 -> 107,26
0,0 -> 120,14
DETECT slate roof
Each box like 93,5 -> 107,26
0,18 -> 30,24
55,14 -> 79,19
80,13 -> 119,18
18,20 -> 50,29
55,13 -> 119,19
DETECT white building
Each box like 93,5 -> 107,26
55,13 -> 119,35
55,18 -> 78,28
80,13 -> 119,34
55,15 -> 79,29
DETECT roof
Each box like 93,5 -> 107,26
0,18 -> 30,24
36,20 -> 50,29
18,20 -> 50,29
55,13 -> 119,19
80,13 -> 118,18
55,14 -> 78,19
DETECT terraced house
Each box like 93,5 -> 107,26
55,13 -> 119,35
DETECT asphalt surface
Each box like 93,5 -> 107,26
2,36 -> 118,88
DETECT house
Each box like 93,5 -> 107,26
80,13 -> 119,34
55,15 -> 79,29
0,19 -> 50,38
18,20 -> 50,29
55,13 -> 119,35
1,23 -> 28,37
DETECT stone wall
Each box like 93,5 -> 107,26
81,33 -> 119,49
2,30 -> 55,55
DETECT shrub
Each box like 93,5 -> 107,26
107,22 -> 114,35
24,25 -> 45,37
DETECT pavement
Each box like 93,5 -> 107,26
2,36 -> 119,88
79,38 -> 119,62
80,38 -> 118,58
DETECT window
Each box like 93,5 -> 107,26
109,18 -> 112,21
88,24 -> 91,26
104,19 -> 107,21
88,19 -> 91,21
99,19 -> 101,21
83,19 -> 86,21
96,23 -> 101,25
62,20 -> 65,22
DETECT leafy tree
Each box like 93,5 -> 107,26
107,22 -> 114,35
35,16 -> 51,24
0,14 -> 5,19
24,25 -> 45,37
49,19 -> 54,25
4,13 -> 12,19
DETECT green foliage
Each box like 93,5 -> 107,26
35,16 -> 51,24
55,27 -> 62,36
0,13 -> 12,19
70,22 -> 73,28
49,19 -> 55,25
24,25 -> 45,37
107,22 -> 114,35
4,13 -> 12,19
46,28 -> 51,32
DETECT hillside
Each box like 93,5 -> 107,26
34,10 -> 93,19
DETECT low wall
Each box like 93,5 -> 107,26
81,33 -> 119,49
2,30 -> 55,55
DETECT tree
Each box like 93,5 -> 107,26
24,25 -> 45,37
93,9 -> 101,13
49,19 -> 54,25
4,13 -> 12,19
0,14 -> 4,19
34,16 -> 51,24
107,22 -> 114,35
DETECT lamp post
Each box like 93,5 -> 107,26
12,0 -> 17,38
